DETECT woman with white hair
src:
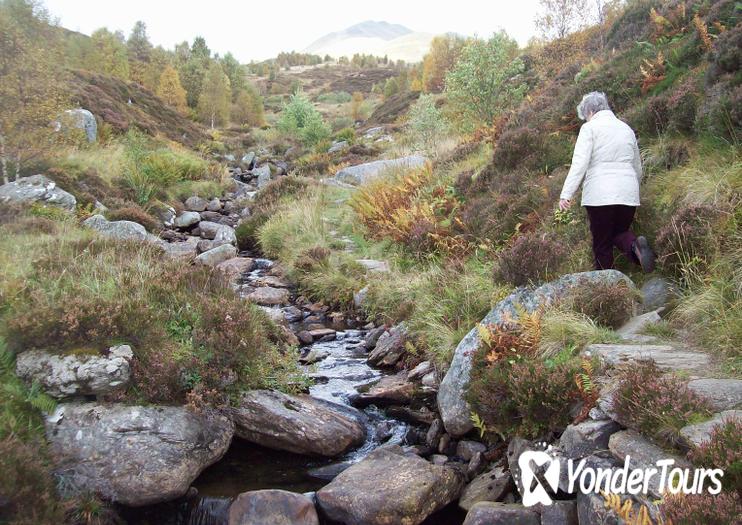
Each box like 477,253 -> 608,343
559,91 -> 655,272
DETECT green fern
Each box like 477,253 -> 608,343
470,411 -> 487,438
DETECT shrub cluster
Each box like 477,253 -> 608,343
0,235 -> 301,404
661,492 -> 741,525
611,361 -> 712,447
566,278 -> 637,329
467,317 -> 584,440
687,417 -> 741,493
105,204 -> 162,232
493,232 -> 566,287
655,204 -> 723,279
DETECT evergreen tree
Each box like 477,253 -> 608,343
156,65 -> 188,114
178,37 -> 211,107
197,62 -> 231,128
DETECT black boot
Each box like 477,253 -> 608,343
632,236 -> 655,273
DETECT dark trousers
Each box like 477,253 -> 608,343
585,205 -> 638,270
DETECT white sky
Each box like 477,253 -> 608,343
43,0 -> 542,62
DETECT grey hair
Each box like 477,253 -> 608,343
577,91 -> 611,120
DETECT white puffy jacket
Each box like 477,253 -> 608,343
560,110 -> 643,207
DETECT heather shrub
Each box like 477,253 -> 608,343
654,204 -> 723,279
666,77 -> 700,134
612,361 -> 713,447
493,232 -> 567,287
566,279 -> 638,329
105,205 -> 162,232
492,126 -> 543,171
687,417 -> 742,493
0,233 -> 302,404
467,318 -> 583,440
0,435 -> 63,525
661,492 -> 741,525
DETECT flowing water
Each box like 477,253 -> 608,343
122,255 -> 424,524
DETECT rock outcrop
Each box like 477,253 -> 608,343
0,174 -> 76,211
438,270 -> 635,437
231,390 -> 366,457
16,345 -> 133,398
83,214 -> 150,241
45,403 -> 233,506
334,155 -> 426,185
316,445 -> 464,525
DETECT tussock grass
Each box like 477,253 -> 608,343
539,309 -> 621,357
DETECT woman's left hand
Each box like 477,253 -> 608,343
559,199 -> 572,211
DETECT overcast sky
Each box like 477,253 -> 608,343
43,0 -> 542,61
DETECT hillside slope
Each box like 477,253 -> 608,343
68,69 -> 208,147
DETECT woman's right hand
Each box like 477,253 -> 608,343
559,199 -> 572,211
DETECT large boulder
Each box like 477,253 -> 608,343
439,270 -> 635,437
559,419 -> 621,460
216,257 -> 255,283
173,211 -> 201,229
45,403 -> 234,506
462,502 -> 540,525
367,325 -> 407,367
230,390 -> 366,457
83,214 -> 149,241
194,243 -> 237,267
334,155 -> 426,185
199,221 -> 237,244
57,109 -> 97,142
0,174 -> 76,211
459,465 -> 513,511
353,372 -> 417,407
316,445 -> 464,525
253,165 -> 271,189
15,345 -> 133,398
228,489 -> 319,525
246,286 -> 290,306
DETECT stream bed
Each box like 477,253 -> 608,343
120,254 -> 466,524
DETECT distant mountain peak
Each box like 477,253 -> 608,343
304,21 -> 431,63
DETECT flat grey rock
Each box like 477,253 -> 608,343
462,502 -> 539,525
459,466 -> 512,511
559,419 -> 621,460
687,378 -> 742,411
334,155 -> 426,185
679,410 -> 741,448
194,244 -> 237,267
584,343 -> 709,373
0,174 -> 76,210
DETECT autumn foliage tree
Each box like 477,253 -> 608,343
197,62 -> 231,128
89,28 -> 130,80
0,0 -> 67,183
231,84 -> 265,127
535,0 -> 588,40
422,34 -> 467,93
156,65 -> 188,114
351,91 -> 365,121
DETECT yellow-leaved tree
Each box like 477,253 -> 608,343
156,65 -> 188,114
0,0 -> 68,183
197,62 -> 231,128
231,84 -> 265,127
421,34 -> 467,93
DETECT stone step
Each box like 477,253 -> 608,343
584,343 -> 709,374
687,378 -> 742,411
